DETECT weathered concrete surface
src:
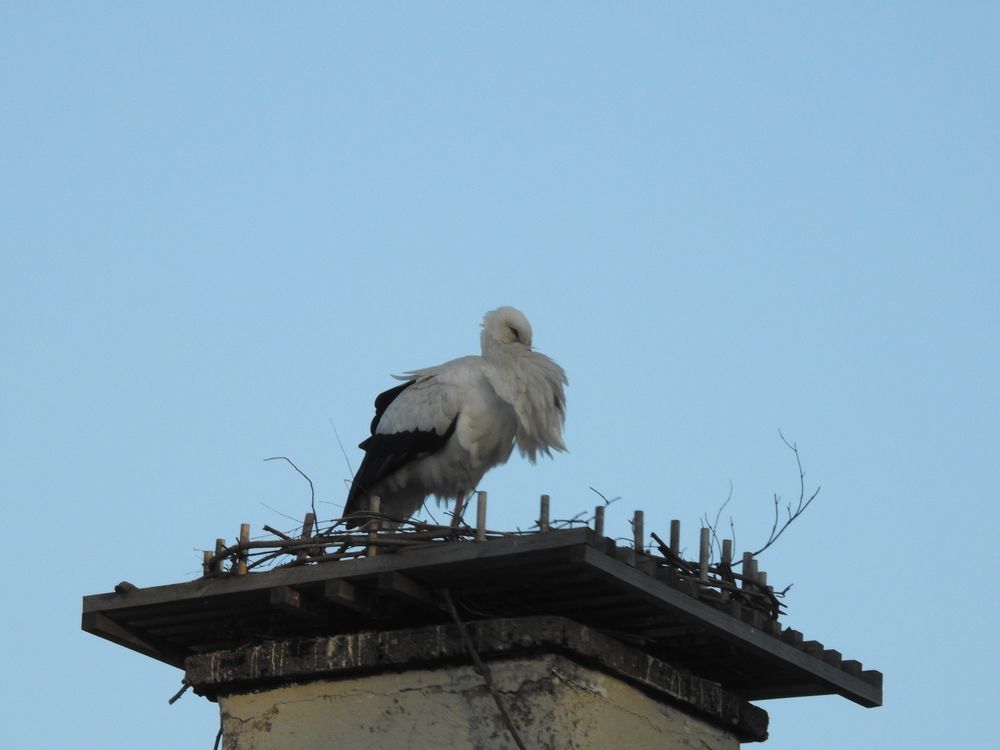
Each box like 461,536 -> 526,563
219,653 -> 741,750
187,616 -> 766,742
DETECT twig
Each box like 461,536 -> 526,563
702,481 -> 733,565
264,456 -> 317,525
650,532 -> 697,575
551,510 -> 590,528
208,520 -> 529,572
749,432 -> 821,557
259,502 -> 302,525
440,589 -> 527,750
588,486 -> 622,507
328,418 -> 355,478
167,679 -> 190,705
247,549 -> 291,571
423,504 -> 441,526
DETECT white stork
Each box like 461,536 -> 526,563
344,306 -> 567,527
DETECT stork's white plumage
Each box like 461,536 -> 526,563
344,306 -> 567,527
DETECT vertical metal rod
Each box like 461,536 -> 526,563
539,494 -> 550,532
214,538 -> 226,574
719,539 -> 734,602
670,519 -> 681,555
742,552 -> 757,589
237,523 -> 250,575
699,527 -> 710,583
298,512 -> 316,561
594,505 -> 605,537
758,570 -> 773,599
476,491 -> 487,542
633,510 -> 644,553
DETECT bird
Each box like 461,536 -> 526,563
343,306 -> 567,528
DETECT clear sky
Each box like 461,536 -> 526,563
2,4 -> 997,748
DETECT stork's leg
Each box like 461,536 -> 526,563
450,493 -> 469,529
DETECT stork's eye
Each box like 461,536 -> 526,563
509,326 -> 519,340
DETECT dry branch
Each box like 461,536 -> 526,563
701,432 -> 821,564
750,431 -> 821,557
263,456 -> 317,524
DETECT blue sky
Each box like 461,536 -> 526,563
2,4 -> 997,748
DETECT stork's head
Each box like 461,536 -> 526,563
482,306 -> 533,351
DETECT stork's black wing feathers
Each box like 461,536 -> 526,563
344,379 -> 459,523
344,416 -> 458,521
370,381 -> 414,434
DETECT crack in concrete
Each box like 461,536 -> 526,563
549,666 -> 606,697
